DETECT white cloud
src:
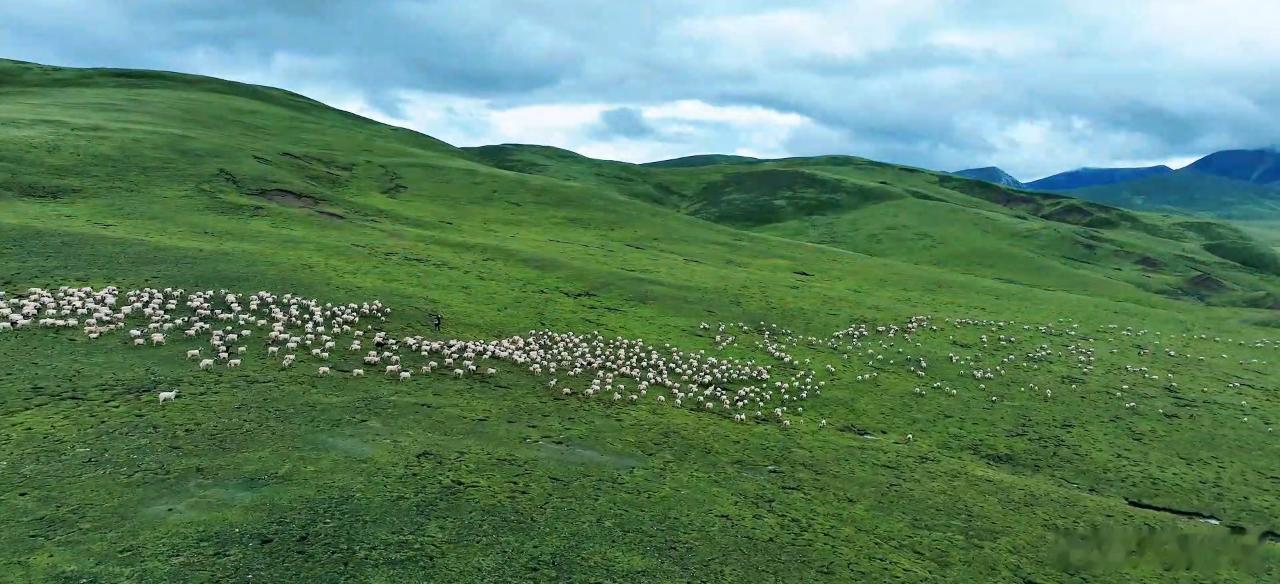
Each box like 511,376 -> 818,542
338,93 -> 821,163
4,0 -> 1278,177
925,29 -> 1052,59
671,0 -> 942,66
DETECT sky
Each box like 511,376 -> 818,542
3,0 -> 1278,180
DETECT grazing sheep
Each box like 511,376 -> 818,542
318,366 -> 331,376
352,368 -> 364,377
158,390 -> 178,403
17,285 -> 1267,449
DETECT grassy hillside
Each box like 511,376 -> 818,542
2,59 -> 1279,583
1071,170 -> 1280,220
642,153 -> 762,168
470,144 -> 1280,308
1237,221 -> 1280,254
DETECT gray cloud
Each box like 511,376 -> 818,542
592,107 -> 655,139
2,0 -> 1278,178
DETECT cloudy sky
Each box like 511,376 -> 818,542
3,0 -> 1278,179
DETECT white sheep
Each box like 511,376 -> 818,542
318,366 -> 331,376
352,368 -> 365,377
158,390 -> 178,403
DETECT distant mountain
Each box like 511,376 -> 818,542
1070,170 -> 1280,220
1183,148 -> 1280,185
951,167 -> 1024,188
1026,165 -> 1173,191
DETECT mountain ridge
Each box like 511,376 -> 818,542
1026,165 -> 1174,190
952,166 -> 1025,188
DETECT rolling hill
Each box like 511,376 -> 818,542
2,59 -> 1278,583
641,153 -> 761,168
469,143 -> 1280,307
954,150 -> 1280,221
1071,170 -> 1280,220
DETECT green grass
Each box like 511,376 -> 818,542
1236,220 -> 1280,254
1,58 -> 1279,583
1071,171 -> 1280,220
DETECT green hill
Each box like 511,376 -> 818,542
469,143 -> 1280,307
1071,170 -> 1280,220
2,59 -> 1278,583
641,153 -> 761,168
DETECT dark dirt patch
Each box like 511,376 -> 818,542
1043,203 -> 1110,227
216,168 -> 243,189
835,423 -> 878,439
1135,256 -> 1163,269
1184,273 -> 1229,294
315,209 -> 346,220
1,178 -> 78,200
1124,500 -> 1258,536
378,165 -> 408,196
253,189 -> 317,208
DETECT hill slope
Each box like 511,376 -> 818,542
469,143 -> 1280,307
1072,170 -> 1280,220
2,59 -> 1279,583
1020,150 -> 1280,220
642,153 -> 761,168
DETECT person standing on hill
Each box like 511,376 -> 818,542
432,313 -> 443,333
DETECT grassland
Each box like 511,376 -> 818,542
1,58 -> 1278,583
1070,171 -> 1280,221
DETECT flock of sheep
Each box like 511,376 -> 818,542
1,285 -> 1275,433
0,286 -> 831,426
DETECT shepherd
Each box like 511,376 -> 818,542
431,313 -> 443,333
